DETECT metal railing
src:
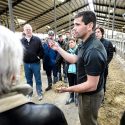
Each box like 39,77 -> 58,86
111,38 -> 125,59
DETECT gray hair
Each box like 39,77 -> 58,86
0,26 -> 23,95
23,24 -> 32,30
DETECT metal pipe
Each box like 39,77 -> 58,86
34,20 -> 37,33
68,1 -> 71,32
112,0 -> 116,38
107,0 -> 111,38
0,17 -> 1,25
54,0 -> 57,39
6,12 -> 9,28
8,0 -> 15,32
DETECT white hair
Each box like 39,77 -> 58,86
23,24 -> 32,30
0,25 -> 23,95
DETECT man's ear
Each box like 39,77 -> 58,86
87,22 -> 94,31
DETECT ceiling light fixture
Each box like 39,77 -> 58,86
17,19 -> 26,24
109,8 -> 114,13
46,25 -> 51,29
122,13 -> 125,20
57,0 -> 65,2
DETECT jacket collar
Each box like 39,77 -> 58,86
0,84 -> 32,113
78,33 -> 95,49
0,93 -> 30,113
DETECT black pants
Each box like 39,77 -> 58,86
67,73 -> 77,98
45,65 -> 58,84
104,67 -> 108,93
45,65 -> 58,77
58,61 -> 67,78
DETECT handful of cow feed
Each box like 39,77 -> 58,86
52,81 -> 68,93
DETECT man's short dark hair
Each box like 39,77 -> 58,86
68,37 -> 76,42
58,34 -> 62,38
75,11 -> 96,30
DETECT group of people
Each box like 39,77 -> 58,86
21,24 -> 72,101
0,25 -> 68,125
0,10 -> 124,125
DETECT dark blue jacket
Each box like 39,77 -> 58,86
43,42 -> 57,70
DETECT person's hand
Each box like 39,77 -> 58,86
48,40 -> 59,51
56,87 -> 68,93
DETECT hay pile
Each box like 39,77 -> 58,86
98,58 -> 125,125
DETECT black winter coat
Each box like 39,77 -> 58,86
21,35 -> 44,63
0,84 -> 67,125
0,103 -> 68,125
100,38 -> 114,64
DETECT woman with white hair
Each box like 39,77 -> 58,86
0,26 -> 68,125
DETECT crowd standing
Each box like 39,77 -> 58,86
1,8 -> 122,125
0,25 -> 68,125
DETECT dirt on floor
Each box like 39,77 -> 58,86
21,55 -> 125,125
98,55 -> 125,125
